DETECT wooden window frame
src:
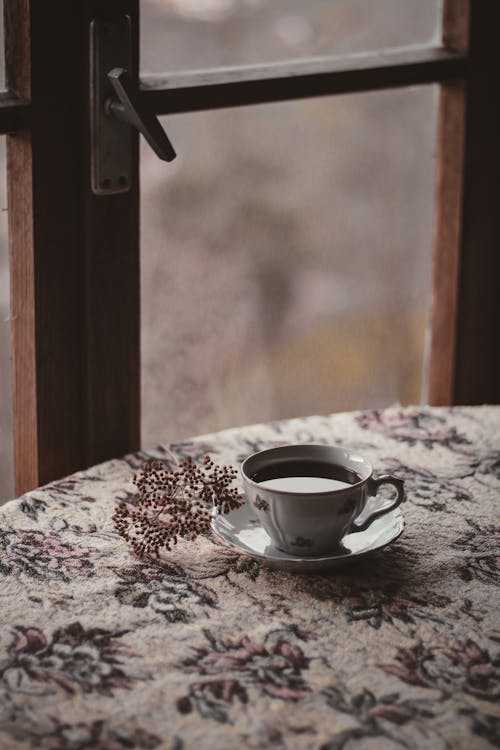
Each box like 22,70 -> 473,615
1,0 -> 497,495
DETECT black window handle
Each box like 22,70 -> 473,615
106,67 -> 176,162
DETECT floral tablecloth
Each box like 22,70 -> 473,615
1,406 -> 499,750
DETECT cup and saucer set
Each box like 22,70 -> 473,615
211,444 -> 405,573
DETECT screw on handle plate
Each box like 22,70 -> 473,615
107,67 -> 176,162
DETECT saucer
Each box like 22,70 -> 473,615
211,502 -> 404,573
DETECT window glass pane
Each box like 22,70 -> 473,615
141,86 -> 437,446
141,0 -> 440,74
0,135 -> 14,503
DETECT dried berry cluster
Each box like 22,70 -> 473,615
113,455 -> 242,557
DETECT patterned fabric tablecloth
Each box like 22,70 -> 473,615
0,406 -> 499,750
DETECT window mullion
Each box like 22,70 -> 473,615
140,46 -> 467,116
428,0 -> 500,405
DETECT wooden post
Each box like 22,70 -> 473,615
428,0 -> 500,405
6,0 -> 140,494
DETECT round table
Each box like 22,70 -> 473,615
1,405 -> 499,749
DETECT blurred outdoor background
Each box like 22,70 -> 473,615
0,0 -> 440,501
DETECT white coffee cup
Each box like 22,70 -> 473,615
241,444 -> 404,556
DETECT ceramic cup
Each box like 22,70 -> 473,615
240,444 -> 404,557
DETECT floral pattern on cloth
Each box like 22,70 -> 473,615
35,720 -> 162,750
113,561 -> 218,622
1,623 -> 134,697
0,405 -> 499,750
176,626 -> 310,723
0,530 -> 95,581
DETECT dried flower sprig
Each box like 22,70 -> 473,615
113,454 -> 242,557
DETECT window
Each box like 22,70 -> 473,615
141,89 -> 438,447
139,2 -> 442,451
0,1 -> 498,499
141,0 -> 440,72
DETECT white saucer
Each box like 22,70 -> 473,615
211,502 -> 404,573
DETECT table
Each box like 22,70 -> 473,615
1,405 -> 499,750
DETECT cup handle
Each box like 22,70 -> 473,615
349,475 -> 404,533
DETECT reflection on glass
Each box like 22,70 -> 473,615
141,87 -> 437,446
0,135 -> 14,503
141,0 -> 440,74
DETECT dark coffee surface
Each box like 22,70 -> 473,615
251,459 -> 361,486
